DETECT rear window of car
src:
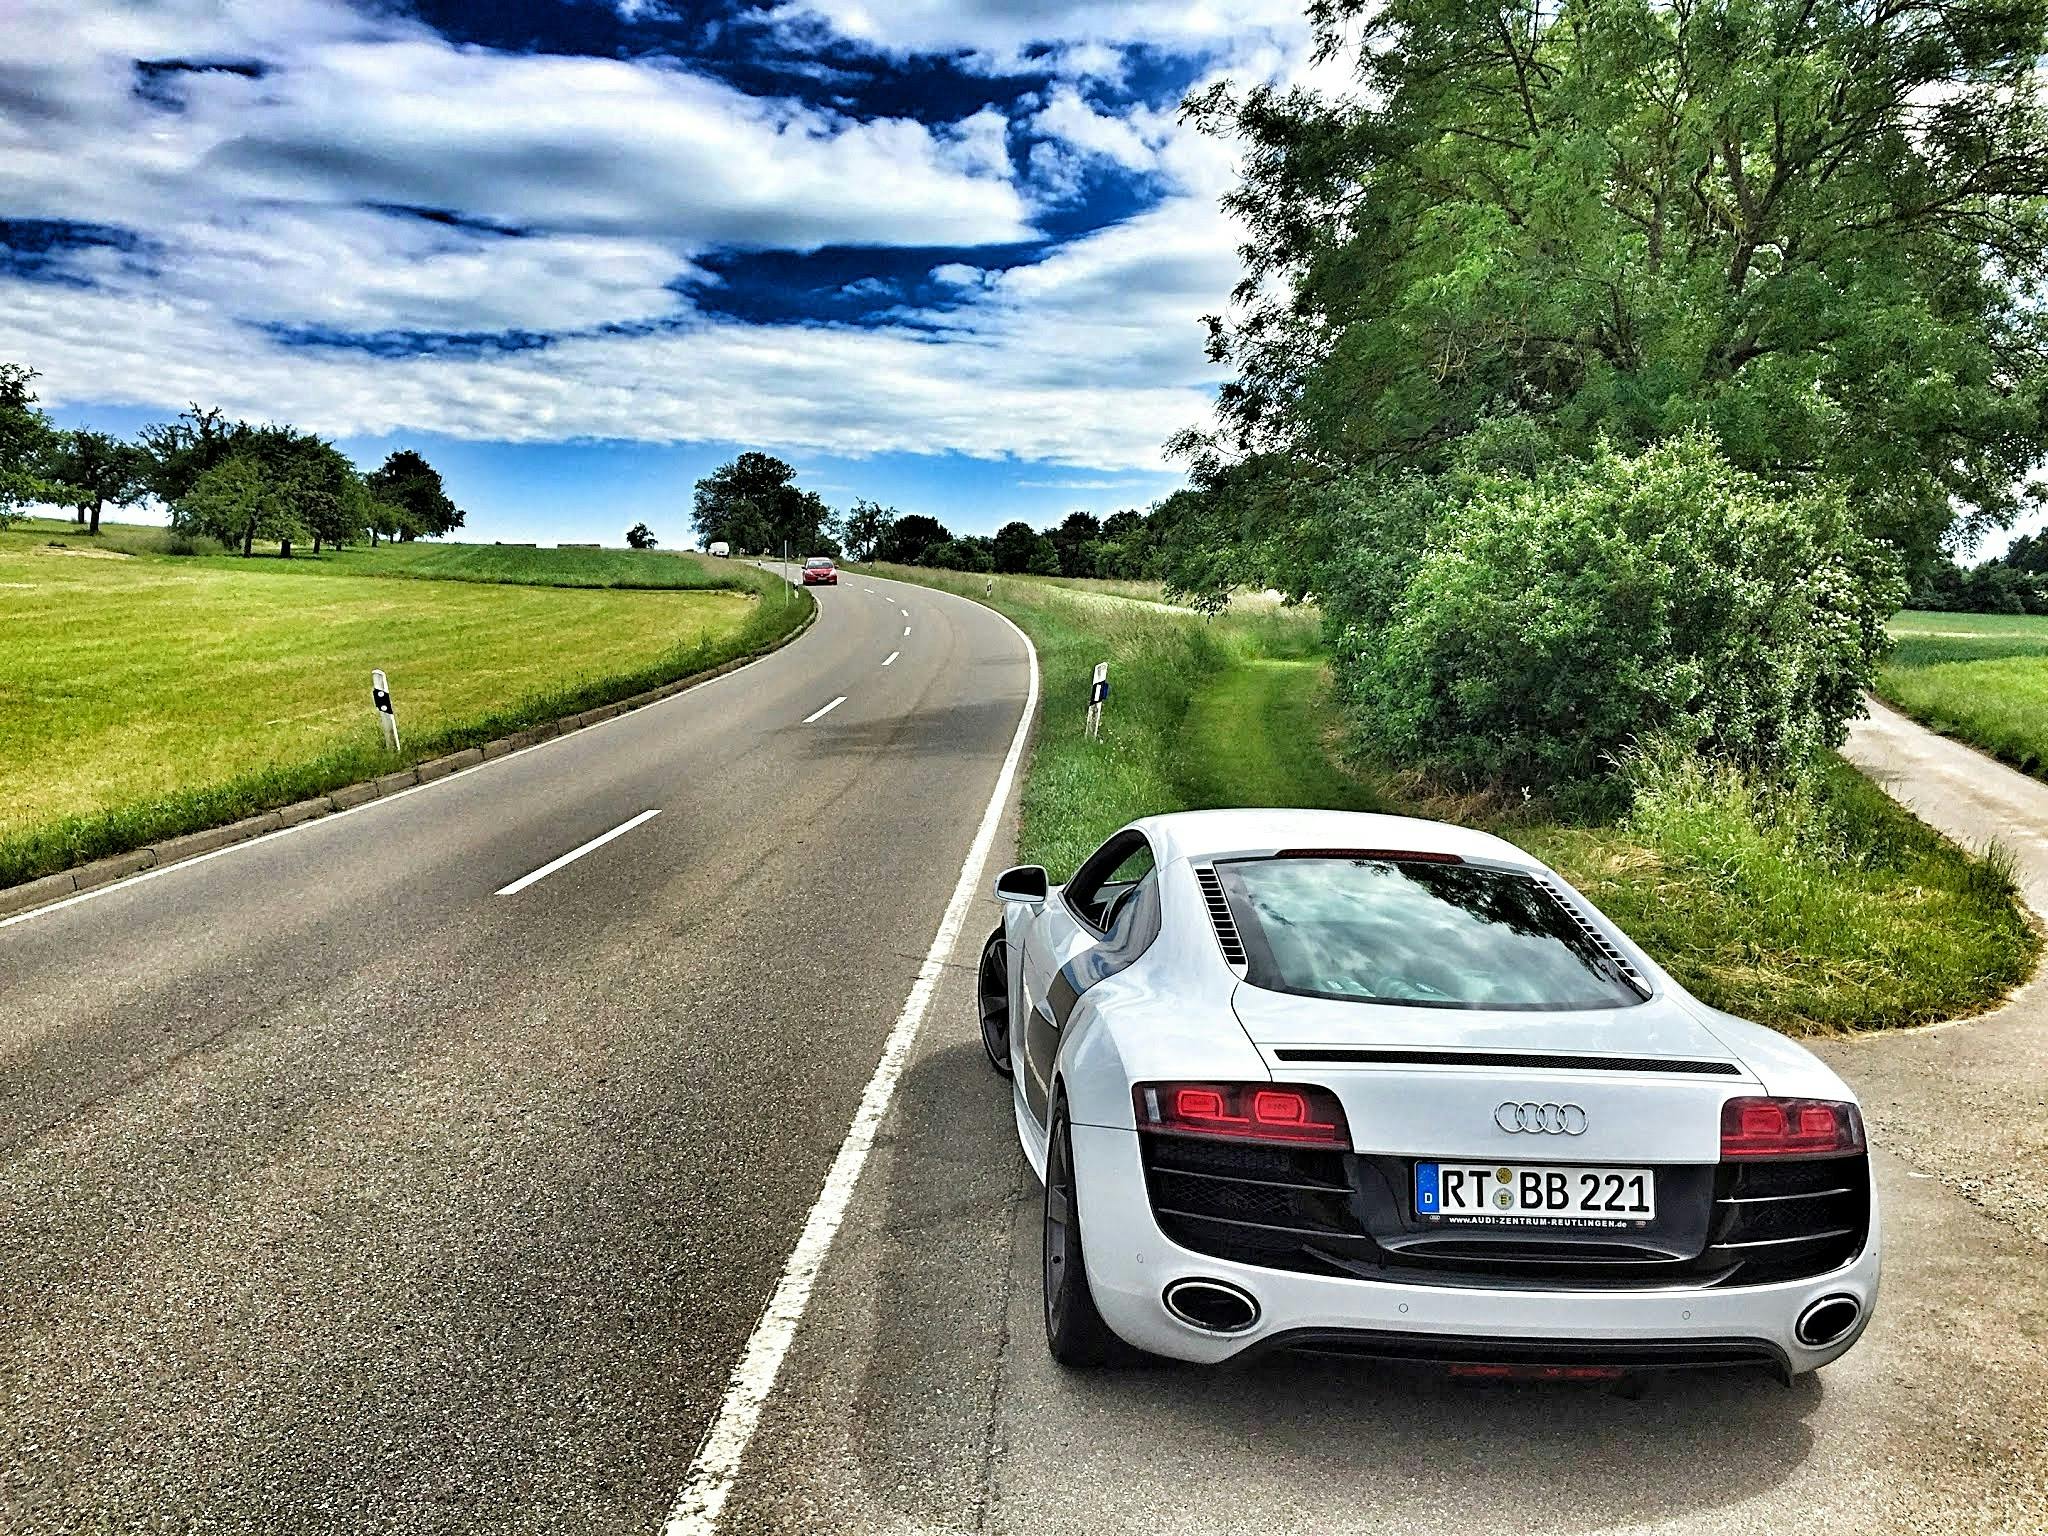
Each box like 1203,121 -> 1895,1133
1213,856 -> 1644,1011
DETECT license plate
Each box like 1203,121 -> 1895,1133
1415,1162 -> 1655,1225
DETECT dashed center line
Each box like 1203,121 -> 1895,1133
495,809 -> 661,897
902,626 -> 911,637
899,608 -> 909,617
803,695 -> 847,724
882,651 -> 899,667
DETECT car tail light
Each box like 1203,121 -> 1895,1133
1719,1096 -> 1864,1159
1133,1082 -> 1350,1147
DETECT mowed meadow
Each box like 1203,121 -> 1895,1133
1880,609 -> 2048,776
0,520 -> 806,885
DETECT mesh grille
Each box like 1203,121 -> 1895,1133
1195,866 -> 1247,967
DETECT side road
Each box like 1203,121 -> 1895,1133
714,695 -> 2048,1536
1821,695 -> 2048,1247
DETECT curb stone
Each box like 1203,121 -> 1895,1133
0,595 -> 817,921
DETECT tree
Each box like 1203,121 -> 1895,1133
0,363 -> 61,528
692,452 -> 835,555
992,520 -> 1042,573
140,404 -> 239,507
1183,0 -> 2048,573
366,449 -> 462,541
1048,511 -> 1102,578
283,437 -> 371,554
176,455 -> 308,557
626,521 -> 657,549
48,430 -> 151,535
873,513 -> 952,564
922,536 -> 995,572
842,498 -> 896,561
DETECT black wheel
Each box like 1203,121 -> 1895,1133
1043,1101 -> 1119,1367
977,925 -> 1013,1078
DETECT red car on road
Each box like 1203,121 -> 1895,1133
802,557 -> 839,585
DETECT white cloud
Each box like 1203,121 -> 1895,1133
0,0 -> 1339,471
771,1 -> 1311,74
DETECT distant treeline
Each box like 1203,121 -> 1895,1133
1908,539 -> 2048,615
686,448 -> 1181,581
0,361 -> 461,556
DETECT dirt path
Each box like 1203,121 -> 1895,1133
1821,694 -> 2048,1244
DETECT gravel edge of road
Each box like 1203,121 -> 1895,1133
0,596 -> 819,922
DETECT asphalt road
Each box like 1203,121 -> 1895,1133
13,600 -> 2048,1535
0,570 -> 1034,1533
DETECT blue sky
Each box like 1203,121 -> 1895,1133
0,0 -> 1327,544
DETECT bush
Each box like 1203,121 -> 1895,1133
1336,435 -> 1902,795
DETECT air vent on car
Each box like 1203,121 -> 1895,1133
1194,866 -> 1247,968
1532,879 -> 1651,998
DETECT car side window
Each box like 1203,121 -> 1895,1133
1065,831 -> 1155,932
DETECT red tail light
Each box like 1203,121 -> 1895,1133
1719,1096 -> 1864,1159
1133,1082 -> 1350,1147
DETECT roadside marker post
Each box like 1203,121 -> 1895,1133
371,668 -> 400,754
1086,661 -> 1109,740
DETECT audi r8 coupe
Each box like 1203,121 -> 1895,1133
976,809 -> 1878,1381
801,556 -> 838,584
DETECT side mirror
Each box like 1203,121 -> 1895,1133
993,864 -> 1049,903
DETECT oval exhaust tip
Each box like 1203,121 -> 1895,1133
1163,1278 -> 1260,1335
1795,1295 -> 1861,1348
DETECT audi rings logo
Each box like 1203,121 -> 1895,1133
1495,1101 -> 1588,1135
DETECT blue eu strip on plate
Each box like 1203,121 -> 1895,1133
1415,1160 -> 1440,1214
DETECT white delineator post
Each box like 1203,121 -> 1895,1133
371,668 -> 400,753
1086,660 -> 1109,739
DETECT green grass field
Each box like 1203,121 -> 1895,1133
1880,608 -> 2048,775
866,565 -> 2034,1035
1,521 -> 808,886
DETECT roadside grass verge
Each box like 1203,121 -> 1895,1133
1,527 -> 809,887
1879,609 -> 2048,777
866,565 -> 2034,1035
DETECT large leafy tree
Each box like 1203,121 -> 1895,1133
872,512 -> 952,563
1047,511 -> 1102,578
0,363 -> 61,527
1183,0 -> 2048,571
366,449 -> 462,542
49,430 -> 151,534
140,404 -> 239,506
177,455 -> 308,557
842,498 -> 896,561
691,451 -> 834,555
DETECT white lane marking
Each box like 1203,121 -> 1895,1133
881,651 -> 899,667
660,594 -> 1040,1536
899,608 -> 909,617
902,626 -> 911,638
0,627 -> 813,933
864,587 -> 875,593
802,695 -> 847,724
494,809 -> 661,897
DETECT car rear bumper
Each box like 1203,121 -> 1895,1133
1069,1123 -> 1879,1374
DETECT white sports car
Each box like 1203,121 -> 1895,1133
976,809 -> 1878,1381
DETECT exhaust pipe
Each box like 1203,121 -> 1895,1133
1163,1278 -> 1260,1335
1795,1294 -> 1862,1348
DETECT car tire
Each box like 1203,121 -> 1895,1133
976,925 -> 1013,1078
1043,1099 -> 1120,1368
